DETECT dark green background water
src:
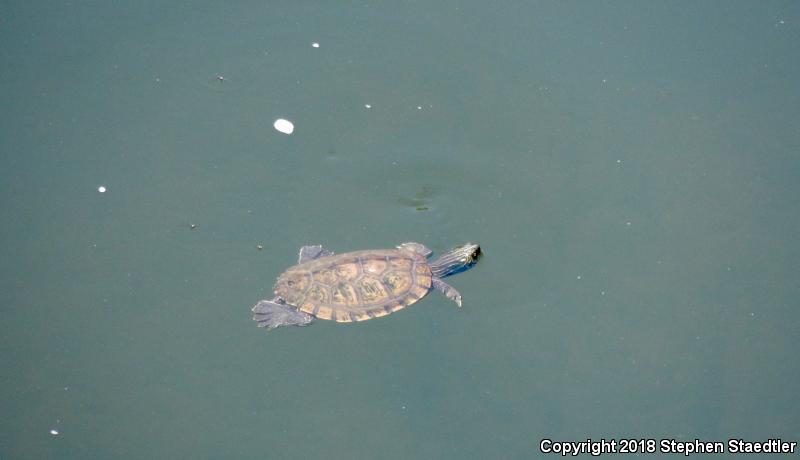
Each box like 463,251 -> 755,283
2,1 -> 798,458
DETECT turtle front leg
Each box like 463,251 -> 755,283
432,278 -> 462,307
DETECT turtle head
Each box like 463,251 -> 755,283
454,243 -> 481,265
429,243 -> 481,278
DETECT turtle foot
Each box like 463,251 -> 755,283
432,278 -> 463,307
252,299 -> 314,329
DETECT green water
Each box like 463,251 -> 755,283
2,1 -> 799,458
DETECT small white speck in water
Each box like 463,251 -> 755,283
364,104 -> 372,109
50,429 -> 59,436
273,119 -> 294,134
97,186 -> 107,193
311,42 -> 320,48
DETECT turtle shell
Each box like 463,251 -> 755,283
273,249 -> 432,323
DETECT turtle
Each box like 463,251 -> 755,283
251,242 -> 481,329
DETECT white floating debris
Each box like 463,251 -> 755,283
97,186 -> 107,193
364,104 -> 372,109
311,42 -> 320,48
416,106 -> 422,110
273,119 -> 294,135
50,429 -> 59,436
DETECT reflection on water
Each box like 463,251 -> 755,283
397,185 -> 436,212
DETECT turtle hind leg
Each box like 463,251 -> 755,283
432,278 -> 462,307
298,245 -> 334,264
252,299 -> 314,329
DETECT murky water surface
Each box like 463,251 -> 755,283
2,1 -> 799,458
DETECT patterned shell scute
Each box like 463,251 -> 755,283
274,249 -> 432,323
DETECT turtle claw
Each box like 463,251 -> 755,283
447,291 -> 462,307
